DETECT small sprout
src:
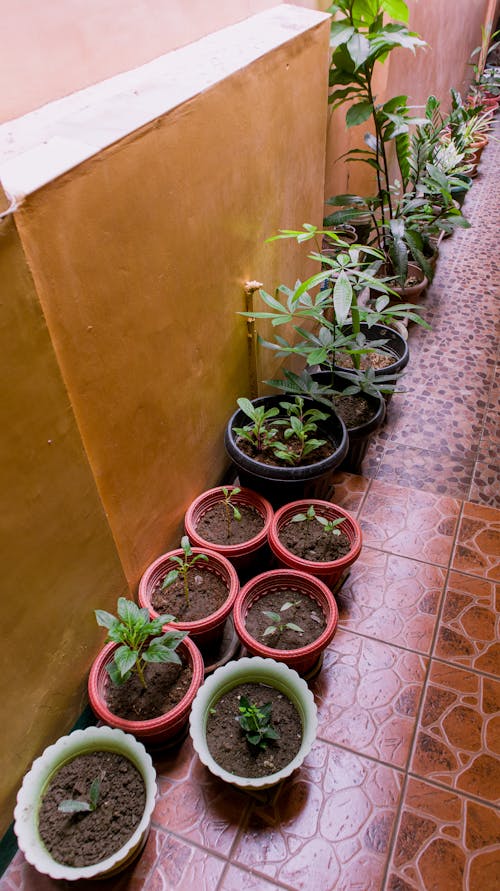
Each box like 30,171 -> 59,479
291,504 -> 317,540
262,601 -> 303,639
161,536 -> 209,606
221,487 -> 242,540
95,597 -> 186,689
273,397 -> 327,465
315,515 -> 345,557
209,707 -> 217,716
233,398 -> 279,453
237,696 -> 280,750
58,776 -> 101,814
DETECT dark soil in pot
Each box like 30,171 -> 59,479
278,521 -> 352,562
206,682 -> 302,777
335,351 -> 394,371
105,660 -> 193,721
38,751 -> 146,867
236,428 -> 335,467
152,569 -> 228,621
194,502 -> 264,545
244,590 -> 326,650
332,392 -> 377,428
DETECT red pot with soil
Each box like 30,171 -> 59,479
88,637 -> 204,747
138,547 -> 239,648
233,569 -> 338,676
184,486 -> 273,581
268,499 -> 362,589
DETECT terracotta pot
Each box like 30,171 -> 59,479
233,569 -> 338,676
387,262 -> 428,303
88,638 -> 204,746
269,499 -> 362,590
138,548 -> 239,648
184,486 -> 273,581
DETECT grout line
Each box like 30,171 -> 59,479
380,771 -> 410,891
403,771 -> 500,812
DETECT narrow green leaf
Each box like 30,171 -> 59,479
346,101 -> 373,128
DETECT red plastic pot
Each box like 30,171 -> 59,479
269,499 -> 362,589
233,569 -> 338,676
88,637 -> 204,746
184,486 -> 273,580
138,548 -> 239,648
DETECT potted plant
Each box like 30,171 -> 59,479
184,485 -> 273,580
138,537 -> 239,650
268,498 -> 362,589
14,726 -> 157,880
224,393 -> 348,507
88,597 -> 204,746
233,567 -> 338,676
189,656 -> 317,790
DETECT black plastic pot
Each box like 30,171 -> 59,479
311,371 -> 386,474
450,174 -> 473,208
333,322 -> 409,379
224,395 -> 348,507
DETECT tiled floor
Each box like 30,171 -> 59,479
2,124 -> 499,891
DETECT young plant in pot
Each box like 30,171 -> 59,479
189,656 -> 317,790
268,498 -> 362,590
14,726 -> 157,880
233,567 -> 339,676
88,597 -> 204,747
138,536 -> 240,653
184,485 -> 273,581
224,392 -> 348,507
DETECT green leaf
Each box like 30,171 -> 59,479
346,33 -> 371,68
143,642 -> 182,665
346,101 -> 373,128
114,645 -> 138,678
116,598 -> 141,624
94,610 -> 118,630
89,777 -> 100,810
381,0 -> 409,22
333,271 -> 353,326
286,623 -> 304,634
329,21 -> 355,48
161,569 -> 179,589
58,799 -> 92,814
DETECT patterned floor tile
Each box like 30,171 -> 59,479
359,481 -> 460,566
144,834 -> 225,891
374,444 -> 476,499
452,502 -> 500,581
386,778 -> 500,891
337,548 -> 445,654
328,472 -> 371,514
434,571 -> 500,675
312,630 -> 427,767
388,395 -> 485,457
153,738 -> 248,855
219,865 -> 290,890
233,740 -> 403,891
477,410 -> 500,464
411,661 -> 500,803
468,461 -> 500,509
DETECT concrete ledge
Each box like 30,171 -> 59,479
0,3 -> 329,202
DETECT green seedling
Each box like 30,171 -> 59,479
161,535 -> 209,606
233,398 -> 279,452
58,776 -> 101,815
291,505 -> 345,557
222,486 -> 242,540
95,597 -> 186,688
237,696 -> 280,750
273,396 -> 328,465
262,601 -> 304,639
291,504 -> 317,541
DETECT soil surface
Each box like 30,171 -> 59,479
206,682 -> 302,777
195,502 -> 264,545
332,392 -> 377,428
235,425 -> 337,468
336,351 -> 393,370
279,517 -> 351,562
152,568 -> 228,621
244,590 -> 326,650
105,659 -> 193,721
38,751 -> 146,867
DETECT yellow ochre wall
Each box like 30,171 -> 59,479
0,215 -> 129,837
325,0 -> 494,199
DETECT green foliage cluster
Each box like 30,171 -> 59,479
237,696 -> 280,750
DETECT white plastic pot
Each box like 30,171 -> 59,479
14,726 -> 157,881
189,656 -> 317,790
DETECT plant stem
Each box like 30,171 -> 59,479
136,658 -> 147,689
183,570 -> 190,606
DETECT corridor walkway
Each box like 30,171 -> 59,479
2,126 -> 499,891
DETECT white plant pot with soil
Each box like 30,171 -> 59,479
14,726 -> 157,881
189,656 -> 317,790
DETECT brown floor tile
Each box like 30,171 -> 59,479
487,368 -> 499,413
469,462 -> 500,509
153,737 -> 248,855
312,630 -> 427,767
233,740 -> 403,891
434,571 -> 500,675
452,502 -> 500,581
359,481 -> 460,566
388,395 -> 485,457
338,548 -> 445,654
386,778 -> 500,891
477,410 -> 500,464
328,471 -> 371,513
411,661 -> 500,803
374,444 -> 476,499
